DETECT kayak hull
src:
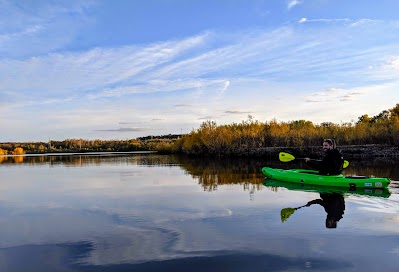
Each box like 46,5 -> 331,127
261,167 -> 390,189
263,179 -> 391,198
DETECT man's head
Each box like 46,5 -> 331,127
325,218 -> 338,228
323,139 -> 336,151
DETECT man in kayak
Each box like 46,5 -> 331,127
304,139 -> 344,175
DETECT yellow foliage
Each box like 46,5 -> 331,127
0,148 -> 8,155
12,147 -> 25,155
173,104 -> 399,155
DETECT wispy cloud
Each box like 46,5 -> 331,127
94,128 -> 157,132
298,17 -> 396,27
0,33 -> 210,103
363,55 -> 399,81
118,122 -> 143,125
0,25 -> 43,43
0,1 -> 94,58
299,18 -> 351,24
198,116 -> 215,120
221,80 -> 230,93
6,21 -> 396,108
385,57 -> 399,70
288,0 -> 302,10
305,88 -> 366,103
174,104 -> 193,108
225,110 -> 253,114
90,78 -> 228,99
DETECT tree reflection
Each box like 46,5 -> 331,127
12,156 -> 24,163
0,153 -> 398,192
176,156 -> 269,191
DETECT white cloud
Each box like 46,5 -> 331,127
298,18 -> 352,24
225,110 -> 253,114
349,19 -> 381,27
305,88 -> 367,103
288,0 -> 302,10
362,56 -> 399,81
299,18 -> 307,23
297,18 -> 397,27
94,128 -> 157,132
0,25 -> 43,43
0,33 -> 209,103
88,78 -> 227,99
386,57 -> 399,70
222,80 -> 230,92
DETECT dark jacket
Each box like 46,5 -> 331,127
306,148 -> 344,175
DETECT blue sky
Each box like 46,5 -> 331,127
1,0 -> 399,142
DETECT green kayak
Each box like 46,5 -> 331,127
261,167 -> 390,189
264,179 -> 391,198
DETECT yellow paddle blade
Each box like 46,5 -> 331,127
280,208 -> 296,222
279,152 -> 295,162
343,160 -> 349,168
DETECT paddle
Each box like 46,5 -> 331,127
281,205 -> 307,222
279,152 -> 349,168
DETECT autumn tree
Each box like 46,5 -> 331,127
12,147 -> 25,155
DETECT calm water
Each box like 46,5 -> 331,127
0,153 -> 399,272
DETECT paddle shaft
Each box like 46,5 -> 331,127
300,157 -> 349,169
297,157 -> 320,162
279,152 -> 349,168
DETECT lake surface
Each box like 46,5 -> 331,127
1,153 -> 399,272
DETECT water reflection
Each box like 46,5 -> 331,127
281,193 -> 345,229
0,154 -> 270,192
179,156 -> 267,191
264,179 -> 392,198
0,243 -> 355,272
265,178 -> 397,232
0,153 -> 170,167
1,153 -> 398,202
1,154 -> 399,271
1,153 -> 398,182
0,155 -> 24,163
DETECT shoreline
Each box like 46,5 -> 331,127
2,144 -> 398,159
1,151 -> 157,157
205,144 -> 399,159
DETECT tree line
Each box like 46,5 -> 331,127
172,103 -> 399,156
1,103 -> 398,156
0,138 -> 161,155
